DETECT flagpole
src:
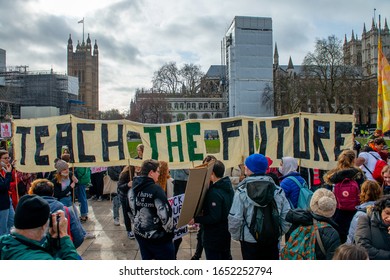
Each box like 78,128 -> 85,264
82,17 -> 85,43
377,15 -> 382,131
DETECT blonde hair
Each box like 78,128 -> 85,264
381,165 -> 390,178
360,180 -> 382,203
324,149 -> 355,184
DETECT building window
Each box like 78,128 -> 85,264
204,103 -> 208,109
174,103 -> 178,109
168,103 -> 172,109
192,103 -> 196,109
199,103 -> 203,109
211,103 -> 215,109
180,103 -> 184,109
187,103 -> 191,109
177,113 -> 185,121
216,103 -> 220,109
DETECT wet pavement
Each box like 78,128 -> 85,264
76,199 -> 243,260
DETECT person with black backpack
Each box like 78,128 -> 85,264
228,153 -> 291,260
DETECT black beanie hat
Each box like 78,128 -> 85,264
14,195 -> 50,229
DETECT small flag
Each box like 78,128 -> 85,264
377,17 -> 390,132
78,18 -> 84,24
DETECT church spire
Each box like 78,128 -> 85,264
274,43 -> 279,67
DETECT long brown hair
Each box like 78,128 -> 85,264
157,161 -> 170,193
359,180 -> 382,203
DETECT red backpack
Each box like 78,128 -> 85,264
333,178 -> 360,211
365,153 -> 387,184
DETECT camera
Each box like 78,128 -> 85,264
49,212 -> 60,227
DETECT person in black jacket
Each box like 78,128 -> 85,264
115,165 -> 135,239
284,188 -> 341,259
129,159 -> 174,260
189,160 -> 234,260
355,195 -> 390,259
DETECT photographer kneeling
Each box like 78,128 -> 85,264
0,194 -> 81,260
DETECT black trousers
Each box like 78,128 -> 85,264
240,240 -> 279,260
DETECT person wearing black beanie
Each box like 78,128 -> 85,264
0,194 -> 81,260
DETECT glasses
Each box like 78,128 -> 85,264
1,157 -> 9,160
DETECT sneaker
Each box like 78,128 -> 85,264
97,196 -> 103,202
127,231 -> 135,239
88,195 -> 97,201
84,232 -> 96,239
114,218 -> 120,226
80,216 -> 88,223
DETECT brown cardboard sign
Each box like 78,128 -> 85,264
176,160 -> 215,228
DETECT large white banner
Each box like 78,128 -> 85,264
12,113 -> 355,172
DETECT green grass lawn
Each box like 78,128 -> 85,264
128,139 -> 221,157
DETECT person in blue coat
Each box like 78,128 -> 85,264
279,157 -> 307,208
28,178 -> 91,248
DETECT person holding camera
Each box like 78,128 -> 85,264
0,194 -> 81,260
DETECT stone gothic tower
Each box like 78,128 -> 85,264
344,18 -> 390,77
67,33 -> 99,119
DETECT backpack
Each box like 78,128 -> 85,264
281,220 -> 329,260
364,153 -> 387,184
64,206 -> 74,241
333,178 -> 360,211
248,200 -> 281,244
244,180 -> 281,244
287,176 -> 313,209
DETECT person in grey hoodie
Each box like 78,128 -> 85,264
228,153 -> 291,260
346,180 -> 382,244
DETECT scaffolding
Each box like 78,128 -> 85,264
0,66 -> 82,118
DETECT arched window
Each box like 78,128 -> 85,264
189,113 -> 198,119
177,113 -> 185,121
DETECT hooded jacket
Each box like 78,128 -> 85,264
285,209 -> 340,260
41,196 -> 86,248
346,201 -> 375,244
228,174 -> 291,243
355,210 -> 390,260
0,232 -> 80,260
130,176 -> 174,243
194,176 -> 234,250
279,172 -> 306,208
326,167 -> 365,187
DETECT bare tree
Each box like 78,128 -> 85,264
302,35 -> 355,113
152,62 -> 181,94
179,63 -> 204,95
99,108 -> 125,120
129,90 -> 169,123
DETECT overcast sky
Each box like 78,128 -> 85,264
1,0 -> 389,112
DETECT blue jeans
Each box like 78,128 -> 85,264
76,184 -> 88,217
59,196 -> 72,207
0,198 -> 15,235
135,235 -> 175,260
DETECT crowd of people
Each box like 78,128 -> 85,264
1,133 -> 390,260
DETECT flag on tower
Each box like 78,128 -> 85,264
377,20 -> 390,132
78,18 -> 84,24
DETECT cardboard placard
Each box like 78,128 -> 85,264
176,160 -> 214,228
